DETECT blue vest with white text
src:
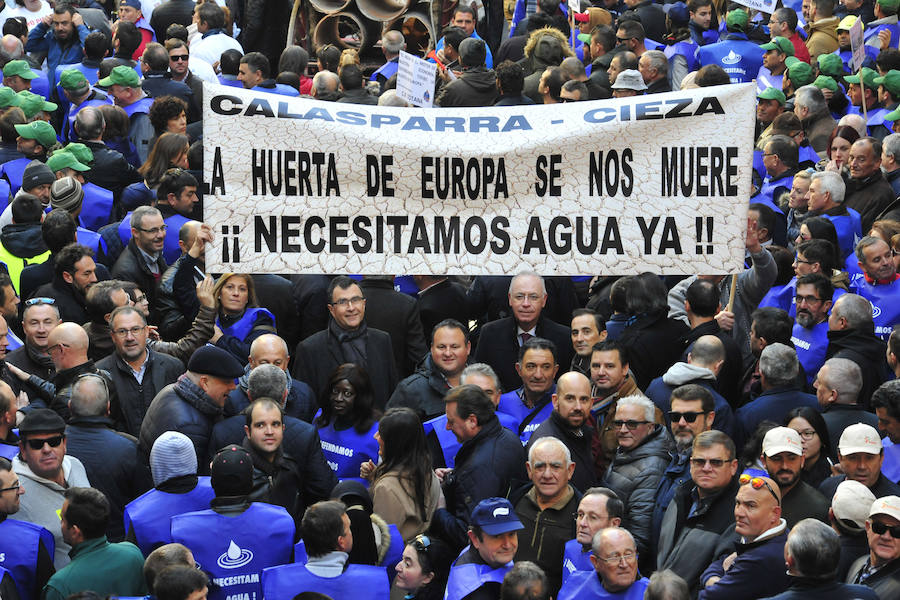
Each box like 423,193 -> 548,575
558,569 -> 649,600
262,563 -> 389,600
497,387 -> 555,445
824,208 -> 862,259
123,477 -> 215,556
445,548 -> 511,600
791,320 -> 830,385
561,538 -> 593,586
170,502 -> 294,600
316,419 -> 380,485
216,307 -> 276,342
0,517 -> 55,600
849,277 -> 900,339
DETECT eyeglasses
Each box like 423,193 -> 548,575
869,519 -> 900,538
669,411 -> 705,423
25,297 -> 55,306
24,435 -> 64,450
739,473 -> 781,505
113,325 -> 146,337
170,54 -> 189,61
795,429 -> 817,440
598,551 -> 637,565
613,419 -> 649,430
413,534 -> 431,552
511,293 -> 542,303
795,295 -> 824,305
46,342 -> 69,354
330,296 -> 365,308
794,258 -> 813,264
135,224 -> 168,235
690,457 -> 729,468
616,36 -> 633,43
0,480 -> 20,493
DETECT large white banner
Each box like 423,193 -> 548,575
202,82 -> 756,275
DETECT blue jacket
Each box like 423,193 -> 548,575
765,579 -> 878,600
698,524 -> 791,599
26,22 -> 90,90
736,386 -> 818,442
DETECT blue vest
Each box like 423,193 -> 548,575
759,278 -> 796,314
865,22 -> 900,48
752,149 -> 766,180
697,37 -> 764,83
217,76 -> 244,88
123,477 -> 215,556
1,157 -> 32,195
370,59 -> 399,83
0,442 -> 15,460
252,83 -> 300,97
425,412 -> 519,467
791,320 -> 829,385
558,570 -> 649,600
756,173 -> 793,210
262,563 -> 389,600
317,419 -> 380,485
66,93 -> 111,142
0,517 -> 55,600
30,72 -> 50,102
849,277 -> 900,339
56,62 -> 100,87
756,67 -> 783,93
836,46 -> 879,72
122,97 -> 154,120
80,182 -> 114,231
867,106 -> 891,135
0,178 -> 10,215
845,253 -> 866,289
119,211 -> 189,263
5,329 -> 20,352
170,502 -> 294,600
664,40 -> 700,73
292,523 -> 403,569
824,208 -> 862,259
216,307 -> 276,342
798,143 -> 820,166
75,226 -> 104,256
561,538 -> 592,586
445,548 -> 511,600
497,387 -> 555,445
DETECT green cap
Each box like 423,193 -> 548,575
787,60 -> 815,86
817,53 -> 845,77
887,106 -> 900,121
726,9 -> 749,30
757,86 -> 787,105
59,69 -> 89,92
14,120 -> 57,149
46,150 -> 89,173
784,56 -> 801,68
63,142 -> 93,166
846,66 -> 879,89
2,60 -> 36,80
878,0 -> 900,10
97,65 -> 140,88
875,70 -> 900,96
761,36 -> 795,56
577,32 -> 591,44
0,87 -> 20,109
16,90 -> 57,119
813,75 -> 839,92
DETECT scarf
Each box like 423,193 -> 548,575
329,319 -> 368,368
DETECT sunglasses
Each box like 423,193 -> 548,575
690,457 -> 729,468
870,520 -> 900,538
24,297 -> 55,306
170,54 -> 189,61
739,473 -> 780,505
24,435 -> 64,450
413,534 -> 431,552
669,411 -> 705,423
613,419 -> 649,430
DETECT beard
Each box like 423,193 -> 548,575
795,310 -> 816,329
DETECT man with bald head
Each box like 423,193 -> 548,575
699,474 -> 791,598
526,371 -> 595,491
558,527 -> 649,599
97,305 -> 185,436
226,333 -> 315,423
0,379 -> 19,459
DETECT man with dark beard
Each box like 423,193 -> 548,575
790,273 -> 834,385
760,426 -> 831,527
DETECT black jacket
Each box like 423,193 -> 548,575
526,410 -> 595,492
253,274 -> 302,353
436,67 -> 499,107
619,310 -> 690,390
32,274 -> 90,324
292,322 -> 398,410
386,355 -> 451,421
417,279 -> 469,342
149,0 -> 195,40
336,88 -> 378,105
111,240 -> 167,325
156,254 -> 197,341
359,278 -> 428,378
679,319 -> 743,406
825,326 -> 892,409
242,437 -> 303,532
0,222 -> 47,260
6,341 -> 55,400
35,360 -> 116,423
82,141 -> 141,201
844,171 -> 896,233
847,554 -> 900,598
289,274 -> 331,342
430,416 -> 527,550
141,72 -> 194,113
473,316 -> 573,393
65,415 -> 138,541
96,349 -> 186,437
231,0 -> 291,68
21,258 -> 108,308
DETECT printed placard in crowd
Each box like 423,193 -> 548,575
202,82 -> 756,276
396,51 -> 438,108
850,17 -> 866,72
731,0 -> 778,14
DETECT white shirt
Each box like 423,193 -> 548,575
190,31 -> 243,68
8,1 -> 52,31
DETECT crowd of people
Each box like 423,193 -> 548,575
1,0 -> 900,600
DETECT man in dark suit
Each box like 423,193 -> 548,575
473,272 -> 573,392
414,274 -> 468,342
292,276 -> 398,409
358,275 -> 427,378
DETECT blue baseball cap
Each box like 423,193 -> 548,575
470,498 -> 523,535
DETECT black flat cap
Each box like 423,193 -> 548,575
187,345 -> 244,379
18,408 -> 66,436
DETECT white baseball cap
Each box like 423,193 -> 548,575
762,426 -> 803,457
869,495 -> 900,522
832,480 -> 876,530
838,423 -> 882,456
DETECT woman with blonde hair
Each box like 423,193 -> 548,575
210,273 -> 276,364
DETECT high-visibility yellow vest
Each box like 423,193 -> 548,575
0,243 -> 50,293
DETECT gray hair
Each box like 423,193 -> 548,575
819,358 -> 863,404
786,518 -> 841,579
646,570 -> 690,600
795,85 -> 827,115
509,271 -> 546,295
527,436 -> 571,465
500,561 -> 548,600
382,30 -> 405,55
312,70 -> 339,95
560,56 -> 586,79
885,133 -> 900,162
69,374 -> 109,418
832,293 -> 874,329
561,79 -> 588,100
131,205 -> 161,229
615,394 -> 655,422
247,363 -> 289,403
837,114 -> 867,137
687,335 -> 725,368
642,50 -> 668,76
461,363 -> 500,389
377,89 -> 408,107
591,526 -> 636,557
810,170 -> 845,204
759,343 -> 798,386
74,106 -> 105,141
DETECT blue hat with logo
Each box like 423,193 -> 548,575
470,498 -> 524,535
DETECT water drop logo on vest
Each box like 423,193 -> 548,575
217,540 -> 254,569
722,51 -> 742,64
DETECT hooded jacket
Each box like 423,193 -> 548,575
522,27 -> 574,101
645,362 -> 737,440
805,17 -> 840,60
436,66 -> 499,107
0,222 -> 50,290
